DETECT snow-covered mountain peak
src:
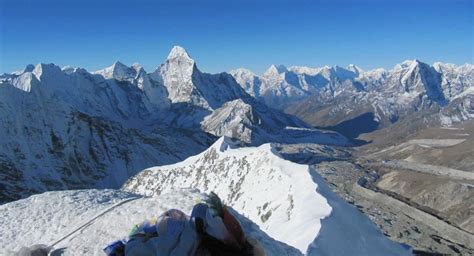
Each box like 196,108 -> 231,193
333,65 -> 358,80
347,64 -> 363,75
393,59 -> 422,71
11,64 -> 36,75
61,65 -> 76,74
158,46 -> 196,76
461,63 -> 474,70
23,64 -> 35,73
94,61 -> 138,82
31,63 -> 63,81
318,65 -> 335,76
286,66 -> 318,76
359,67 -> 387,79
408,59 -> 428,70
229,68 -> 261,97
230,68 -> 257,77
151,46 -> 255,110
264,64 -> 287,77
131,63 -> 144,73
167,45 -> 194,63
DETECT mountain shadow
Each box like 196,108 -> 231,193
319,112 -> 379,145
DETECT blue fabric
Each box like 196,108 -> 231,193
191,203 -> 208,220
129,220 -> 158,238
103,239 -> 126,256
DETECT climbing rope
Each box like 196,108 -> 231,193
50,196 -> 141,247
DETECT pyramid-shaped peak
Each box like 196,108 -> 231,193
109,61 -> 132,74
32,63 -> 62,80
167,45 -> 193,61
131,63 -> 145,73
347,64 -> 363,72
273,64 -> 288,73
264,64 -> 287,76
230,68 -> 256,76
94,61 -> 137,80
112,60 -> 128,68
24,64 -> 35,73
395,59 -> 427,71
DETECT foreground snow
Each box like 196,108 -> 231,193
0,189 -> 300,255
124,137 -> 411,255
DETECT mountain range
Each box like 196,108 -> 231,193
231,60 -> 473,140
0,46 -> 345,203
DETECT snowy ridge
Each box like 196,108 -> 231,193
123,137 -> 410,255
125,137 -> 331,252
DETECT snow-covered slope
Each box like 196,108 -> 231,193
123,137 -> 410,255
0,189 -> 301,255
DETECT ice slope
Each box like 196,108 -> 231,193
123,137 -> 410,255
0,189 -> 301,256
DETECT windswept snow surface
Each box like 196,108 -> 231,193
124,137 -> 410,255
0,189 -> 301,256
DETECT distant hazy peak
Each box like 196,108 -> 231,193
94,61 -> 137,81
347,64 -> 363,75
393,59 -> 427,71
24,64 -> 35,73
264,64 -> 287,77
230,68 -> 257,77
32,63 -> 62,80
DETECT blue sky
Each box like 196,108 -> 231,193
1,0 -> 472,74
